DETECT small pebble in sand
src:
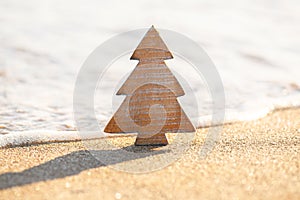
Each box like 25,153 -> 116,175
65,182 -> 71,188
115,192 -> 122,199
0,125 -> 6,129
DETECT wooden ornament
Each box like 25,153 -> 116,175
104,26 -> 195,146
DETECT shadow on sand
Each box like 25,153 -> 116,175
0,145 -> 166,190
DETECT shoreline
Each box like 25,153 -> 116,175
1,106 -> 299,149
0,107 -> 299,199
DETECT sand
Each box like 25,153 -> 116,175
0,108 -> 299,200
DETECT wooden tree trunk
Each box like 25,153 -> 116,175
135,132 -> 168,146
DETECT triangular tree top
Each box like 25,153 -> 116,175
130,26 -> 173,60
117,26 -> 184,96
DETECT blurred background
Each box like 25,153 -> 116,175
0,0 -> 300,134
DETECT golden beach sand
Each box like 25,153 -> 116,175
0,108 -> 299,200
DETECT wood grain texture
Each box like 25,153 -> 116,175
104,26 -> 195,146
130,25 -> 173,60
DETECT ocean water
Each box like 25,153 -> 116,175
1,0 -> 300,146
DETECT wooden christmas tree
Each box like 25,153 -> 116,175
104,26 -> 195,146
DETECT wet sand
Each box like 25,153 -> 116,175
0,108 -> 299,200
